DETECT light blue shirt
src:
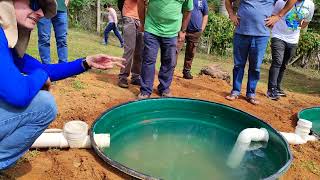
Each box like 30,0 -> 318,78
236,0 -> 274,36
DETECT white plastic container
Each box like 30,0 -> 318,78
63,120 -> 88,148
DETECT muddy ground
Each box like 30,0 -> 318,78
2,70 -> 320,180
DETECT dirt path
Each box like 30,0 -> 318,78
2,70 -> 320,180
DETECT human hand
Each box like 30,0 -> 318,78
41,77 -> 51,91
265,15 -> 281,28
138,23 -> 144,32
229,14 -> 240,26
85,54 -> 125,70
178,31 -> 186,43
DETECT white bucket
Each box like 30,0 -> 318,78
63,121 -> 88,148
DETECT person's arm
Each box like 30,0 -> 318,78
137,0 -> 147,31
65,0 -> 70,6
179,0 -> 193,42
201,0 -> 209,32
265,0 -> 298,27
201,15 -> 208,32
300,21 -> 309,29
225,0 -> 239,26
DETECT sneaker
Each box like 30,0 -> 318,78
137,93 -> 150,100
267,88 -> 280,100
183,71 -> 193,79
277,89 -> 287,97
131,79 -> 141,86
118,79 -> 129,88
161,92 -> 173,98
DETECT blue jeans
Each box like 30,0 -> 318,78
37,11 -> 68,64
104,22 -> 124,46
231,34 -> 269,98
140,32 -> 177,95
0,91 -> 57,170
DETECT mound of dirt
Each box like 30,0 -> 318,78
200,64 -> 231,83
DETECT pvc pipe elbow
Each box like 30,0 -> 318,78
237,128 -> 269,144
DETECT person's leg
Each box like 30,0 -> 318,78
118,17 -> 137,88
113,24 -> 124,47
229,34 -> 250,97
0,91 -> 57,169
140,32 -> 160,96
183,32 -> 202,79
246,36 -> 269,101
52,11 -> 68,63
277,42 -> 297,92
131,19 -> 144,84
175,35 -> 185,67
104,23 -> 114,45
37,17 -> 52,64
157,36 -> 177,95
268,38 -> 286,90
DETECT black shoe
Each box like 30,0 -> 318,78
131,79 -> 141,86
183,71 -> 193,79
267,88 -> 280,100
118,79 -> 129,88
277,89 -> 287,97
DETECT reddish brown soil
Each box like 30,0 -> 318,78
2,70 -> 320,180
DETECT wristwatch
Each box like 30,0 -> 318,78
181,29 -> 186,33
82,57 -> 91,71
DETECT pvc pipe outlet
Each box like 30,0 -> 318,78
280,119 -> 318,145
31,121 -> 110,149
227,128 -> 269,169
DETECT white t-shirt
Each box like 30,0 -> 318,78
272,0 -> 314,44
108,8 -> 118,24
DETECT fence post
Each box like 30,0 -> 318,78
97,0 -> 101,33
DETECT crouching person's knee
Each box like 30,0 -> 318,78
32,91 -> 58,125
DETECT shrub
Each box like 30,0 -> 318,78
290,32 -> 320,70
202,13 -> 234,55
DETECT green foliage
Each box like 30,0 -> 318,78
203,13 -> 234,55
68,0 -> 96,29
297,32 -> 320,56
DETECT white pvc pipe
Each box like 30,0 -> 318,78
31,121 -> 110,149
280,119 -> 318,145
32,132 -> 69,148
227,128 -> 269,168
31,133 -> 110,149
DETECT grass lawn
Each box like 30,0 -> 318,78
26,28 -> 320,94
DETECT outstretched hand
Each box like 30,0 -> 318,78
85,54 -> 125,70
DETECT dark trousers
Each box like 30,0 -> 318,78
176,31 -> 202,72
140,32 -> 177,95
268,37 -> 297,90
104,22 -> 124,45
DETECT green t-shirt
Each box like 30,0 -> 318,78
145,0 -> 193,38
57,0 -> 67,12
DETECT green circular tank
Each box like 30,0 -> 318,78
298,106 -> 320,136
90,98 -> 292,180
